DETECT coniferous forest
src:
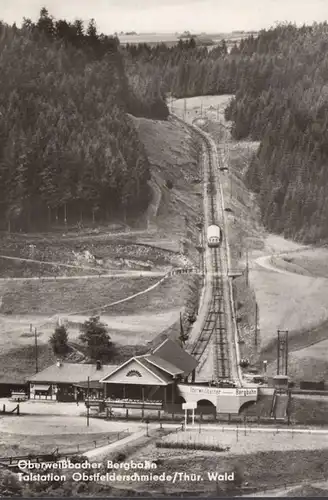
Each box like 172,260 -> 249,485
2,9 -> 328,241
0,9 -> 167,232
224,23 -> 328,242
125,25 -> 328,243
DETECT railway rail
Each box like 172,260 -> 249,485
190,129 -> 232,382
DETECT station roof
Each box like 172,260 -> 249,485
27,339 -> 198,387
144,354 -> 184,376
28,363 -> 118,384
150,338 -> 198,376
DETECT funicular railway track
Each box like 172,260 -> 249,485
191,132 -> 231,381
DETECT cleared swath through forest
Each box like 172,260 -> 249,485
189,123 -> 232,382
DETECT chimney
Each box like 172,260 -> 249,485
56,359 -> 62,368
96,360 -> 101,371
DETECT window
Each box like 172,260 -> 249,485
126,370 -> 142,377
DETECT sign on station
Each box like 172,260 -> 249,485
182,402 -> 197,410
182,402 -> 197,427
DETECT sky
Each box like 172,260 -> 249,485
1,0 -> 328,34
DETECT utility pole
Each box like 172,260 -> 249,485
200,101 -> 203,117
255,302 -> 258,347
245,248 -> 249,286
184,98 -> 187,120
217,105 -> 219,121
34,328 -> 38,373
179,312 -> 184,343
277,330 -> 280,375
87,376 -> 90,427
277,330 -> 289,376
285,331 -> 289,376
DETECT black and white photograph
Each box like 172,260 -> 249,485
0,0 -> 328,497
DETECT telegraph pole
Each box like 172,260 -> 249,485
184,98 -> 187,120
34,328 -> 38,373
255,302 -> 258,347
245,248 -> 249,286
285,331 -> 289,376
277,330 -> 289,376
179,312 -> 184,343
277,330 -> 280,375
87,376 -> 90,427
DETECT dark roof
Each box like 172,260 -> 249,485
151,338 -> 198,376
144,354 -> 183,376
135,357 -> 173,385
28,363 -> 118,384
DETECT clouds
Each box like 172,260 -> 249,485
2,0 -> 328,34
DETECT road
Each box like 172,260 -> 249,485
254,255 -> 301,277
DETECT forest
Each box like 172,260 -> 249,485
0,9 -> 168,232
224,23 -> 328,242
124,25 -> 328,243
2,8 -> 328,240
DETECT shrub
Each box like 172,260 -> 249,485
155,441 -> 229,452
69,454 -> 89,464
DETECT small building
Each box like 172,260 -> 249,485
100,338 -> 198,404
28,361 -> 118,402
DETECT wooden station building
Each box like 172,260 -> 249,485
100,338 -> 198,404
28,339 -> 198,404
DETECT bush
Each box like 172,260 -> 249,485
69,454 -> 89,464
0,469 -> 22,496
155,441 -> 229,452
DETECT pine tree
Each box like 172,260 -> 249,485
79,316 -> 113,361
50,325 -> 69,355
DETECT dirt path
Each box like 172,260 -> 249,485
0,271 -> 166,281
0,253 -> 166,279
2,228 -> 158,241
84,429 -> 146,460
254,255 -> 299,276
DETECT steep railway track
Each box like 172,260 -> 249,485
190,132 -> 232,381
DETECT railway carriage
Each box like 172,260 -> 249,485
207,224 -> 221,247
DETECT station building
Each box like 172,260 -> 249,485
27,338 -> 258,414
28,338 -> 197,404
28,361 -> 117,402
